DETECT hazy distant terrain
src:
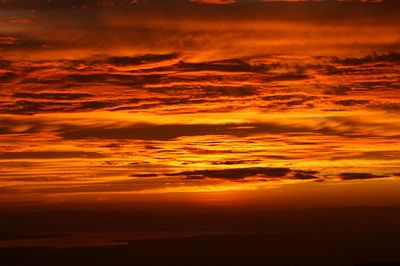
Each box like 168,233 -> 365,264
1,208 -> 400,266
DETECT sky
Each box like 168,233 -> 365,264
1,0 -> 400,211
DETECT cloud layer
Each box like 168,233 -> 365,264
0,0 -> 399,206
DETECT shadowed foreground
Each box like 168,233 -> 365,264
1,208 -> 400,266
1,233 -> 400,266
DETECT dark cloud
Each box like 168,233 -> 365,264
211,160 -> 261,165
65,73 -> 166,87
0,34 -> 48,51
147,85 -> 258,97
335,100 -> 370,106
2,100 -> 120,114
321,65 -> 346,75
1,1 -> 399,61
75,101 -> 117,111
176,59 -> 268,73
293,173 -> 318,180
8,101 -> 57,114
59,123 -> 246,141
323,85 -> 352,95
66,73 -> 122,83
0,60 -> 12,69
270,72 -> 309,81
190,0 -> 236,4
0,118 -> 45,135
0,0 -> 140,9
0,72 -> 18,82
0,151 -> 106,159
200,86 -> 258,97
3,101 -> 67,114
0,177 -> 76,182
58,122 -> 346,141
131,174 -> 160,178
167,167 -> 292,180
371,102 -> 400,112
4,92 -> 252,114
332,51 -> 400,66
293,170 -> 320,180
357,81 -> 398,90
2,0 -> 400,23
263,94 -> 305,101
106,53 -> 180,66
13,92 -> 93,100
332,151 -> 400,161
0,116 -> 373,140
339,172 -> 386,180
262,94 -> 317,105
165,167 -> 321,181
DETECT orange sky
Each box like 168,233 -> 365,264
0,0 -> 399,210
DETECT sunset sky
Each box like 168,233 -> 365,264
1,0 -> 400,212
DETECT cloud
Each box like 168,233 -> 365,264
57,121 -> 349,141
262,94 -> 307,101
13,92 -> 93,100
0,118 -> 44,135
270,72 -> 309,81
0,113 -> 388,141
59,123 -> 247,141
211,160 -> 262,165
322,85 -> 352,95
332,151 -> 400,161
164,167 -> 320,181
0,177 -> 78,182
2,1 -> 399,59
332,51 -> 400,66
190,0 -> 236,4
339,172 -> 386,180
0,0 -> 141,9
293,170 -> 320,180
199,86 -> 259,97
3,100 -> 119,115
0,72 -> 18,82
0,60 -> 12,69
18,92 -> 83,99
262,94 -> 317,104
176,59 -> 268,73
371,102 -> 400,112
0,151 -> 106,159
335,100 -> 370,106
0,34 -> 47,50
131,173 -> 160,178
167,167 -> 292,180
147,85 -> 258,98
5,49 -> 384,116
105,53 -> 180,66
